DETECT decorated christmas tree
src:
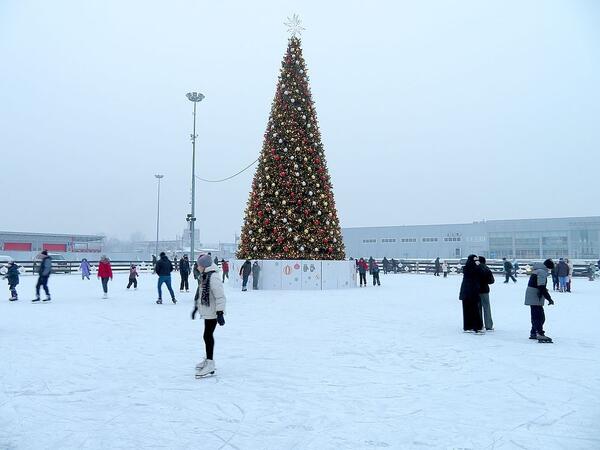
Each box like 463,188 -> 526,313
237,18 -> 346,261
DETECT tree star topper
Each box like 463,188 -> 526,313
284,14 -> 305,37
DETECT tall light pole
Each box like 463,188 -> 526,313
186,91 -> 204,263
154,174 -> 164,257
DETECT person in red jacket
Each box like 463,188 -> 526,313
221,259 -> 229,283
97,256 -> 113,299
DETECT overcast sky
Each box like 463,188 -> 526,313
1,0 -> 599,243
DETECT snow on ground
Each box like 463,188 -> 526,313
1,272 -> 599,450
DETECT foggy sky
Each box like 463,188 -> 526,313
1,0 -> 599,244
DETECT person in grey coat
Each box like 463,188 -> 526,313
239,260 -> 252,292
524,259 -> 555,341
34,250 -> 52,302
252,261 -> 261,290
478,256 -> 495,331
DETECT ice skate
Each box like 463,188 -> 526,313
103,293 -> 108,299
529,334 -> 538,340
536,333 -> 553,343
42,296 -> 51,302
195,358 -> 207,371
473,329 -> 485,335
171,298 -> 177,304
32,296 -> 40,303
9,296 -> 18,301
156,299 -> 163,304
195,359 -> 215,378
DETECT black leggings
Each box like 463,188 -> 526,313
359,273 -> 367,286
203,319 -> 218,360
127,278 -> 137,289
101,277 -> 109,293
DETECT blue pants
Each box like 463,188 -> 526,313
558,276 -> 568,291
157,275 -> 175,300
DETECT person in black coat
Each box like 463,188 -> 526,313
179,255 -> 191,292
459,254 -> 484,333
503,258 -> 516,283
434,257 -> 441,276
239,260 -> 252,292
3,260 -> 20,301
155,252 -> 176,304
478,256 -> 495,330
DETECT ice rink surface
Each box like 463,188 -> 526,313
1,272 -> 599,449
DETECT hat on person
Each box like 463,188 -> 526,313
197,254 -> 213,268
543,259 -> 555,269
159,252 -> 166,257
41,250 -> 48,256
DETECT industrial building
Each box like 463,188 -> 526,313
0,231 -> 104,260
342,216 -> 600,260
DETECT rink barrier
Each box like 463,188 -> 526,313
4,259 -> 598,279
359,259 -> 599,278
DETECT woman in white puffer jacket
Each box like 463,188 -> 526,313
192,254 -> 226,377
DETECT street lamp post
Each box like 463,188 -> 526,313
154,174 -> 164,257
186,91 -> 204,263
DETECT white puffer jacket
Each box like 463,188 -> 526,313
194,264 -> 226,319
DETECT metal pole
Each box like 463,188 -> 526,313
191,101 -> 197,263
155,174 -> 164,257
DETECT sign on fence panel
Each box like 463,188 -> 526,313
281,260 -> 302,290
301,260 -> 321,290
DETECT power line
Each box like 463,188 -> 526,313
195,157 -> 259,183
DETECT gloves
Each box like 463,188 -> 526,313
191,306 -> 198,320
217,311 -> 225,326
548,299 -> 555,306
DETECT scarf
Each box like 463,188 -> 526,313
200,271 -> 213,307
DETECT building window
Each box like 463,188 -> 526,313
400,238 -> 417,243
422,237 -> 438,243
362,239 -> 377,244
381,238 -> 397,243
443,237 -> 461,242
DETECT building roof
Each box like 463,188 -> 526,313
0,231 -> 104,242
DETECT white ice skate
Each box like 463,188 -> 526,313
195,359 -> 215,378
195,358 -> 207,371
103,293 -> 108,299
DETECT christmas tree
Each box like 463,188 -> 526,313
237,26 -> 346,261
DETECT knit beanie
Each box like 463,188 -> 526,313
543,259 -> 555,269
197,254 -> 213,268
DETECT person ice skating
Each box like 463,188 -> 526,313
357,258 -> 368,287
33,250 -> 52,302
503,258 -> 516,283
566,258 -> 574,292
97,256 -> 113,298
252,261 -> 261,290
556,258 -> 569,292
587,263 -> 595,281
3,259 -> 20,301
512,259 -> 519,278
127,264 -> 139,290
382,257 -> 389,275
239,259 -> 251,291
179,255 -> 191,292
372,260 -> 381,286
525,259 -> 555,342
551,263 -> 559,291
391,258 -> 399,273
80,258 -> 91,280
155,252 -> 176,304
214,256 -> 219,266
442,260 -> 449,278
434,257 -> 441,276
221,259 -> 229,282
459,254 -> 484,333
193,261 -> 200,281
478,256 -> 495,331
151,254 -> 157,273
368,256 -> 375,275
191,254 -> 226,378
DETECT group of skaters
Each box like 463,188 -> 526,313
238,260 -> 261,291
353,257 -> 382,287
460,255 -> 561,342
2,251 -> 228,378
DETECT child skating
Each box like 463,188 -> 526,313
97,256 -> 113,299
127,264 -> 139,290
191,254 -> 226,378
3,259 -> 20,301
